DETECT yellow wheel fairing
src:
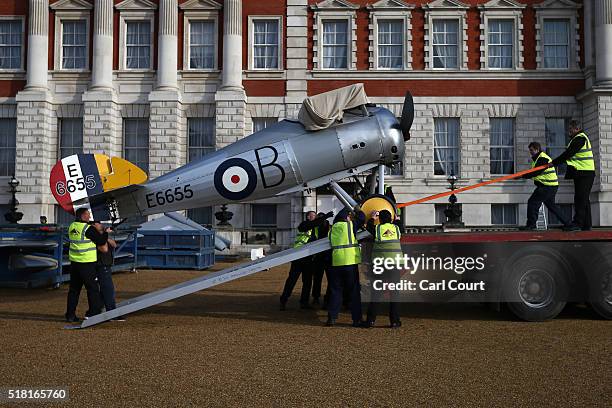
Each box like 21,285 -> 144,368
360,195 -> 397,225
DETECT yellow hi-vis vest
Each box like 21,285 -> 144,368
329,221 -> 361,266
68,221 -> 97,263
532,151 -> 558,186
372,223 -> 402,261
566,132 -> 595,171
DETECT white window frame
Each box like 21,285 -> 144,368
534,0 -> 580,70
489,117 -> 515,176
433,117 -> 461,177
248,16 -> 283,71
478,0 -> 525,70
116,0 -> 157,72
55,16 -> 90,71
0,17 -> 25,72
183,16 -> 219,71
424,0 -> 469,71
367,0 -> 414,70
311,0 -> 358,71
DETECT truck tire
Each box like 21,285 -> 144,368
587,258 -> 612,320
503,254 -> 568,321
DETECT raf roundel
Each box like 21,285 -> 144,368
214,158 -> 258,200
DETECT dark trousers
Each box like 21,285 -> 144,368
96,265 -> 116,311
280,258 -> 312,306
367,269 -> 400,324
527,185 -> 569,227
311,254 -> 329,300
573,173 -> 594,229
66,262 -> 103,318
327,264 -> 362,322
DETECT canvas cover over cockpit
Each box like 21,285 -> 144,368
298,83 -> 369,131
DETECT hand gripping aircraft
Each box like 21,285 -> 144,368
50,84 -> 413,223
50,84 -> 414,328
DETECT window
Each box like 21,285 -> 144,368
252,204 -> 277,227
126,21 -> 151,69
123,119 -> 149,174
0,20 -> 22,70
488,19 -> 513,69
548,204 -> 573,226
384,162 -> 403,177
435,203 -> 461,225
0,118 -> 16,176
543,19 -> 569,69
432,19 -> 458,69
490,118 -> 514,175
491,204 -> 517,225
252,117 -> 277,133
61,20 -> 87,70
434,118 -> 460,176
252,19 -> 280,69
55,205 -> 74,226
188,118 -> 215,162
322,20 -> 348,69
189,20 -> 215,69
545,118 -> 568,175
187,118 -> 214,225
59,118 -> 83,159
377,20 -> 403,69
187,207 -> 213,226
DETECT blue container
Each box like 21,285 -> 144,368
138,230 -> 215,270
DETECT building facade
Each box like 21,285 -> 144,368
0,0 -> 611,244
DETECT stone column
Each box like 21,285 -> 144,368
221,0 -> 243,91
157,0 -> 178,90
595,0 -> 612,85
25,0 -> 48,90
149,0 -> 182,179
15,0 -> 54,222
286,0 -> 309,105
91,0 -> 114,90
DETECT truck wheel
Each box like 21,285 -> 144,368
588,263 -> 612,320
503,254 -> 568,321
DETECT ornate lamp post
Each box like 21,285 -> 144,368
443,173 -> 464,228
5,176 -> 23,224
215,204 -> 234,226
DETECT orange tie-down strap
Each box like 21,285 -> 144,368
396,164 -> 550,209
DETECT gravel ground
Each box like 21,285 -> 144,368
0,261 -> 611,407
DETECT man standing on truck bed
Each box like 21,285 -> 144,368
521,142 -> 570,230
551,120 -> 596,231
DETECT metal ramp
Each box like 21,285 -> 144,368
81,231 -> 370,328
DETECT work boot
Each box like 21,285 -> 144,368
563,225 -> 581,232
362,321 -> 375,328
519,225 -> 536,231
352,320 -> 366,328
325,318 -> 336,327
279,300 -> 287,311
390,321 -> 402,329
65,314 -> 80,323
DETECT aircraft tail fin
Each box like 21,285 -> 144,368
50,154 -> 147,221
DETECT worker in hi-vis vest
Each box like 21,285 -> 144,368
326,207 -> 366,327
551,119 -> 596,231
65,208 -> 109,323
280,210 -> 333,310
310,212 -> 332,307
521,142 -> 570,230
363,209 -> 402,328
